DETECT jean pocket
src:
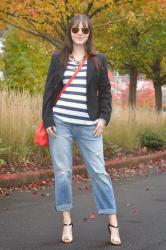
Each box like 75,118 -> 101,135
53,116 -> 64,124
91,123 -> 97,128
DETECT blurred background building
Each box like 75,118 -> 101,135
109,71 -> 166,111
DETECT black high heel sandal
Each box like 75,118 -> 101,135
108,223 -> 122,246
61,222 -> 73,243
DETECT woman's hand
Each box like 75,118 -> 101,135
46,126 -> 56,137
93,118 -> 106,137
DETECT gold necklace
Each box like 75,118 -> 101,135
69,54 -> 86,71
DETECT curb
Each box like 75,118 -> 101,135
0,150 -> 166,187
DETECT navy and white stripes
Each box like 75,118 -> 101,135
52,58 -> 98,125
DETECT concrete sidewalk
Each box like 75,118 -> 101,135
1,150 -> 166,187
0,173 -> 166,250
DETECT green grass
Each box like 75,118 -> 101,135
104,106 -> 166,150
0,89 -> 166,167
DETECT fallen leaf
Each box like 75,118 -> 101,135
132,209 -> 139,215
88,214 -> 96,219
84,185 -> 89,191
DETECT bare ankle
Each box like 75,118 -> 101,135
63,211 -> 71,224
108,214 -> 118,227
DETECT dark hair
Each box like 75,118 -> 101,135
59,14 -> 101,70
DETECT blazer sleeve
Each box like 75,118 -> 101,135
42,52 -> 57,129
98,53 -> 112,125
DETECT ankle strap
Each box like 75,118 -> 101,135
108,223 -> 119,228
63,222 -> 73,226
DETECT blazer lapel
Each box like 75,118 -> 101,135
87,56 -> 96,87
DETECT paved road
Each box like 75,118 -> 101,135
0,173 -> 166,250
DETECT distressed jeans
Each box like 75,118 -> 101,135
48,116 -> 117,214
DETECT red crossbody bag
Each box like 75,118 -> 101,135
34,57 -> 87,147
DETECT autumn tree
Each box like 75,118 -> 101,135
1,0 -> 165,111
140,19 -> 166,112
0,0 -> 114,92
2,27 -> 52,93
0,0 -> 113,49
94,0 -> 166,111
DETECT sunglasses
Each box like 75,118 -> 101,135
71,27 -> 90,35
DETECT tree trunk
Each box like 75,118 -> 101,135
153,81 -> 162,112
128,65 -> 138,110
152,58 -> 162,113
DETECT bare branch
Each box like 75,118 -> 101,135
141,64 -> 152,76
0,8 -> 65,44
161,74 -> 166,85
83,1 -> 94,16
0,9 -> 44,26
89,3 -> 110,19
94,13 -> 146,30
0,17 -> 61,48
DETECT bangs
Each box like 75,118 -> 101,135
71,16 -> 89,28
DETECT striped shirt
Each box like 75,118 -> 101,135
52,57 -> 98,125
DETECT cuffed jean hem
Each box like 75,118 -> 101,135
55,204 -> 72,212
98,209 -> 117,215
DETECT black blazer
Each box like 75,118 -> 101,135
42,51 -> 112,129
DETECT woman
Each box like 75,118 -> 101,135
42,14 -> 122,245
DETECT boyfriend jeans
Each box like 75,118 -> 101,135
48,116 -> 117,214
